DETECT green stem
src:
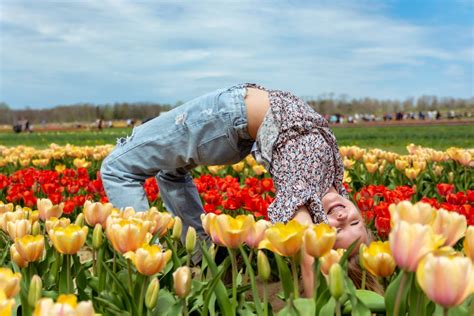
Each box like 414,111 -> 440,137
138,276 -> 148,316
92,250 -> 97,276
444,307 -> 449,316
291,255 -> 299,299
313,258 -> 321,305
242,249 -> 254,286
335,299 -> 341,316
182,298 -> 189,316
228,248 -> 238,315
361,270 -> 366,290
66,254 -> 72,294
127,259 -> 134,295
263,281 -> 268,316
393,271 -> 408,316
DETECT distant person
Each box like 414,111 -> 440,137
97,118 -> 104,131
436,111 -> 441,120
24,119 -> 33,133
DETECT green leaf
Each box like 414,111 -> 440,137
275,254 -> 293,300
293,298 -> 316,315
319,297 -> 336,316
199,242 -> 233,316
316,288 -> 331,315
239,245 -> 263,313
150,289 -> 177,316
385,270 -> 414,316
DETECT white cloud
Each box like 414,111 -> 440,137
0,0 -> 472,108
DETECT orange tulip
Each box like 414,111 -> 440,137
417,250 -> 474,308
7,219 -> 31,240
107,218 -> 151,254
33,294 -> 94,316
15,235 -> 44,262
360,241 -> 396,277
259,220 -> 306,257
303,223 -> 337,258
210,214 -> 253,249
389,220 -> 444,272
83,201 -> 113,228
431,209 -> 467,246
49,224 -> 88,255
173,266 -> 191,298
0,202 -> 13,214
0,267 -> 21,298
10,244 -> 28,268
365,162 -> 379,174
37,198 -> 63,221
124,244 -> 172,276
320,249 -> 345,275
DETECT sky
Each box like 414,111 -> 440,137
0,0 -> 472,109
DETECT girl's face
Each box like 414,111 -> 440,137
322,188 -> 368,251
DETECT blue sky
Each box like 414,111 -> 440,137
0,0 -> 472,109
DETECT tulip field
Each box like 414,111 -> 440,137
0,142 -> 473,315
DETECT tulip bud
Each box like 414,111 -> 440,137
171,217 -> 182,241
173,266 -> 191,298
448,172 -> 454,184
31,221 -> 41,236
92,224 -> 103,250
328,263 -> 345,300
75,213 -> 84,227
145,278 -> 160,310
28,275 -> 42,307
185,227 -> 196,254
257,250 -> 270,282
208,244 -> 217,261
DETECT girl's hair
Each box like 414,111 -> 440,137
346,229 -> 384,295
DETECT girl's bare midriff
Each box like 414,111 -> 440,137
244,87 -> 270,139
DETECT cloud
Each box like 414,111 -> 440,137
0,0 -> 472,108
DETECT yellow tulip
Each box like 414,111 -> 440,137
0,202 -> 13,214
320,249 -> 345,275
10,244 -> 29,268
464,226 -> 474,261
259,220 -> 306,257
360,241 -> 396,277
37,198 -> 63,221
395,159 -> 409,171
173,266 -> 191,298
231,162 -> 245,172
245,155 -> 257,167
107,218 -> 151,254
124,244 -> 172,276
412,159 -> 427,171
15,235 -> 44,262
245,219 -> 271,249
343,158 -> 355,169
416,250 -> 474,308
389,221 -> 444,272
252,165 -> 266,175
33,294 -> 94,316
7,219 -> 31,240
433,164 -> 444,176
54,164 -> 66,173
303,223 -> 337,258
73,158 -> 91,169
404,167 -> 420,180
456,151 -> 472,166
83,201 -> 113,228
49,224 -> 88,255
0,267 -> 21,298
210,214 -> 253,249
431,209 -> 467,246
0,289 -> 15,316
343,170 -> 352,183
389,201 -> 436,226
365,162 -> 379,174
45,217 -> 71,233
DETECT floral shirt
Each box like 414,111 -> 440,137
241,83 -> 348,224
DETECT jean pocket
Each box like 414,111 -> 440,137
197,132 -> 241,165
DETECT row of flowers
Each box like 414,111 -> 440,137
1,198 -> 473,315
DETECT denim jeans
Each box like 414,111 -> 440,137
100,85 -> 254,243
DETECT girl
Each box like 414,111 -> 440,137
100,83 -> 372,295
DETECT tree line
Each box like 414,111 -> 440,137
0,95 -> 472,125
